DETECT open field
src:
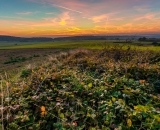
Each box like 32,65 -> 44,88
0,40 -> 160,51
0,40 -> 160,76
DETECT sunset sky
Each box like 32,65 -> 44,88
0,0 -> 160,37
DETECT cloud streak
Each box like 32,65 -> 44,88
17,11 -> 38,15
52,4 -> 83,14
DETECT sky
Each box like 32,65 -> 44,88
0,0 -> 160,37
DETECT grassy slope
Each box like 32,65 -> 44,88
1,40 -> 160,51
1,48 -> 160,129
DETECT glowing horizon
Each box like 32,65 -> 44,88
1,0 -> 160,37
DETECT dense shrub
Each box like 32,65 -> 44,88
1,48 -> 160,130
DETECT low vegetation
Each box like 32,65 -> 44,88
0,46 -> 160,130
1,40 -> 160,51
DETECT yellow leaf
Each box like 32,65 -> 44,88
153,96 -> 157,99
60,113 -> 65,119
50,82 -> 53,85
112,97 -> 116,102
122,90 -> 133,96
134,106 -> 138,110
70,94 -> 74,97
133,111 -> 137,116
139,80 -> 145,84
127,119 -> 132,127
41,106 -> 46,112
108,100 -> 112,106
81,82 -> 85,85
87,112 -> 91,117
88,83 -> 93,88
41,111 -> 47,116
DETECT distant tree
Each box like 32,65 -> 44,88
152,41 -> 160,46
138,37 -> 147,41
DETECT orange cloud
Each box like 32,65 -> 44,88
91,14 -> 108,23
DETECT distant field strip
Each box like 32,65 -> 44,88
0,40 -> 160,51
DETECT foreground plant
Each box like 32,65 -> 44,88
1,48 -> 160,130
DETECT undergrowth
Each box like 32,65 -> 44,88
1,46 -> 160,130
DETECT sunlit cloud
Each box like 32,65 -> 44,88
59,20 -> 66,25
134,12 -> 160,21
91,12 -> 117,23
91,14 -> 108,23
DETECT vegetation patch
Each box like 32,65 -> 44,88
4,57 -> 27,64
1,47 -> 160,130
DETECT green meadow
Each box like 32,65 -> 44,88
0,40 -> 160,51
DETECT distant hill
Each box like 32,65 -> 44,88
0,35 -> 54,42
1,35 -> 160,42
53,35 -> 142,41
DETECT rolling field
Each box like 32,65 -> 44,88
0,40 -> 160,51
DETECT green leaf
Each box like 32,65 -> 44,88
59,113 -> 65,119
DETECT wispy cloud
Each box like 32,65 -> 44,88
45,12 -> 55,15
17,11 -> 38,15
91,14 -> 108,23
52,4 -> 83,14
91,13 -> 117,23
134,12 -> 160,21
134,5 -> 150,12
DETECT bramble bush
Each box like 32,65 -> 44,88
1,47 -> 160,130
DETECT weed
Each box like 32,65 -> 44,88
20,69 -> 31,78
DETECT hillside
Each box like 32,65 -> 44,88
0,35 -> 54,42
1,47 -> 160,129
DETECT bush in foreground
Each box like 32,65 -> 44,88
1,47 -> 160,130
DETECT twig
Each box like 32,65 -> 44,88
0,76 -> 4,130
